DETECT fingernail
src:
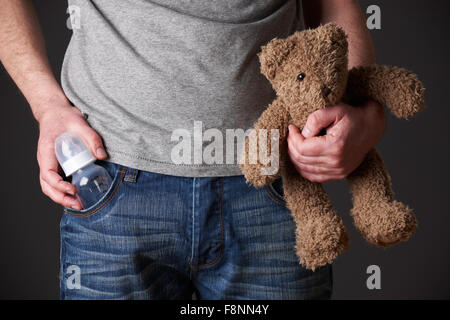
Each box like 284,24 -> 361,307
66,188 -> 75,196
71,205 -> 80,210
96,147 -> 107,158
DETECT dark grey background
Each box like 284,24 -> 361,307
0,0 -> 448,299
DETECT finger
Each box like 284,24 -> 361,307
41,178 -> 82,209
296,154 -> 329,166
296,163 -> 341,175
287,124 -> 305,158
37,140 -> 76,194
297,135 -> 328,156
287,138 -> 303,164
41,169 -> 77,195
288,136 -> 338,168
289,146 -> 339,173
77,126 -> 107,159
300,171 -> 346,183
296,154 -> 340,168
288,124 -> 305,144
302,106 -> 342,138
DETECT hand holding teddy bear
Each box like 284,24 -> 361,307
240,23 -> 426,270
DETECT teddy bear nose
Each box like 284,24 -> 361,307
321,86 -> 332,97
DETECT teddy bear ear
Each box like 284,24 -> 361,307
317,23 -> 348,50
258,37 -> 296,81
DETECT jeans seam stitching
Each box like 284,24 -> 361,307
189,178 -> 196,278
63,169 -> 126,218
191,178 -> 225,270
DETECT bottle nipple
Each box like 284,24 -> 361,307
55,132 -> 96,177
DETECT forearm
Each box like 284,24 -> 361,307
302,0 -> 376,68
303,0 -> 383,122
295,0 -> 385,183
0,0 -> 68,121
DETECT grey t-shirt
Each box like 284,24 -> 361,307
61,0 -> 304,177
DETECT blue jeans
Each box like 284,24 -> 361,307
59,160 -> 332,299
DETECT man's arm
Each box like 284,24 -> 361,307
287,0 -> 386,183
302,0 -> 376,68
0,0 -> 106,209
0,0 -> 66,121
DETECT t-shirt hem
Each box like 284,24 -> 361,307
105,148 -> 244,178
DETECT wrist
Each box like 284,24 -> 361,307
33,97 -> 70,122
362,99 -> 386,143
32,95 -> 73,123
29,86 -> 71,123
17,71 -> 70,122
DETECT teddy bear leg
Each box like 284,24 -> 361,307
281,162 -> 349,271
347,149 -> 418,247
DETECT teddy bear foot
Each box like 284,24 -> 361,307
295,213 -> 349,271
352,200 -> 418,247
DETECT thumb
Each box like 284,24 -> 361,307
302,107 -> 340,138
288,124 -> 306,153
80,127 -> 108,159
288,124 -> 305,143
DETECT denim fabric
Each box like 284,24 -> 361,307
60,160 -> 332,300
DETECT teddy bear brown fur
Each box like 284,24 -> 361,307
240,23 -> 426,270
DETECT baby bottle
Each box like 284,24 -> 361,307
54,132 -> 112,209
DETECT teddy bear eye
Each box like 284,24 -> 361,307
297,73 -> 306,81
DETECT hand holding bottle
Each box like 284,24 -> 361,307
36,103 -> 107,210
55,132 -> 112,210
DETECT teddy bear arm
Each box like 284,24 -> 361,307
240,98 -> 289,187
345,65 -> 426,119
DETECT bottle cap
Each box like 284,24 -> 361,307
54,132 -> 96,177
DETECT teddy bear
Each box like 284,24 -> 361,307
240,23 -> 426,271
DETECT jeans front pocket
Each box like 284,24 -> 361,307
63,160 -> 126,218
264,177 -> 287,207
